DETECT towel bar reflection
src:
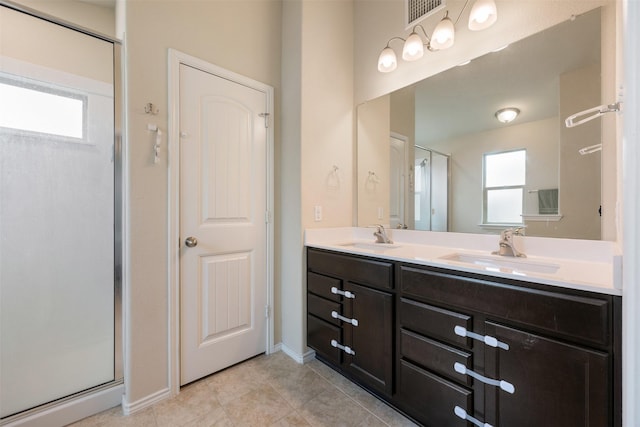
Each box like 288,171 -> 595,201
565,102 -> 621,128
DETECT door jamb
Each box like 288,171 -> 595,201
167,49 -> 275,396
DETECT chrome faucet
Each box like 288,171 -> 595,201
373,225 -> 393,244
492,227 -> 526,258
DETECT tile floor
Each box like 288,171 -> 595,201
68,352 -> 418,427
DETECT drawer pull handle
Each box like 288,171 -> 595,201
331,286 -> 355,299
454,325 -> 509,350
331,339 -> 355,355
454,362 -> 515,394
331,311 -> 359,326
454,406 -> 493,427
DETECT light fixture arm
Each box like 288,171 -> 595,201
384,36 -> 407,48
453,0 -> 471,26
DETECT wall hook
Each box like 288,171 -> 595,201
144,103 -> 159,115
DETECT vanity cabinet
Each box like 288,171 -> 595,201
305,248 -> 620,427
306,248 -> 394,396
398,263 -> 619,427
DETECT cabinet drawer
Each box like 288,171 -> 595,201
308,249 -> 393,290
400,329 -> 472,387
308,293 -> 341,326
399,360 -> 472,427
400,265 -> 611,347
308,272 -> 341,302
307,315 -> 341,365
400,298 -> 472,349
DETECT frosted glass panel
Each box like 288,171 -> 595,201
0,8 -> 115,418
487,188 -> 523,223
485,150 -> 525,187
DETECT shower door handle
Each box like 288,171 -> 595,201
185,237 -> 198,247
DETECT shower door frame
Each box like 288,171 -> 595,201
0,2 -> 124,425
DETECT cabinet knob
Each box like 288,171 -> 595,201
454,406 -> 494,427
454,362 -> 515,394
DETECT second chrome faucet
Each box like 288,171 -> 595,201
493,227 -> 526,257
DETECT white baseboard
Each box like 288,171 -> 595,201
280,343 -> 315,364
302,348 -> 316,363
121,387 -> 171,416
269,342 -> 283,354
3,384 -> 123,427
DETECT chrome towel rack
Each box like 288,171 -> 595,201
565,102 -> 621,128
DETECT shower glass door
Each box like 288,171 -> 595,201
414,146 -> 449,232
0,5 -> 119,419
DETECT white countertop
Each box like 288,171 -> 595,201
304,227 -> 622,296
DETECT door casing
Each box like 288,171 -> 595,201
167,49 -> 275,396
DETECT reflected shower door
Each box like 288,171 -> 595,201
0,5 -> 116,418
414,146 -> 449,232
431,151 -> 449,232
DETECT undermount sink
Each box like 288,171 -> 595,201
339,242 -> 400,251
440,252 -> 560,275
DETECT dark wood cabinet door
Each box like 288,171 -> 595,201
484,321 -> 610,427
344,281 -> 393,396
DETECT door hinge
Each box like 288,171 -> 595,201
265,210 -> 272,224
259,112 -> 270,128
265,304 -> 270,319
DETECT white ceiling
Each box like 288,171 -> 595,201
411,8 -> 601,146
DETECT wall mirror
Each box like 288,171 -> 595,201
357,7 -> 615,240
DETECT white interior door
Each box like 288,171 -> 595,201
179,64 -> 267,385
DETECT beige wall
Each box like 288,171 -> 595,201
281,0 -> 354,357
123,0 -> 282,405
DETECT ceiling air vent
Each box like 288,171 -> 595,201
405,0 -> 446,29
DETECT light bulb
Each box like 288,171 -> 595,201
468,0 -> 497,31
378,47 -> 397,73
402,32 -> 424,61
430,16 -> 455,50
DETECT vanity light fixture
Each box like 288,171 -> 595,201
431,12 -> 455,50
468,0 -> 498,31
378,43 -> 400,72
377,0 -> 498,73
495,107 -> 520,123
402,31 -> 425,61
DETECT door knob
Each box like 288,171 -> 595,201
185,236 -> 198,247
